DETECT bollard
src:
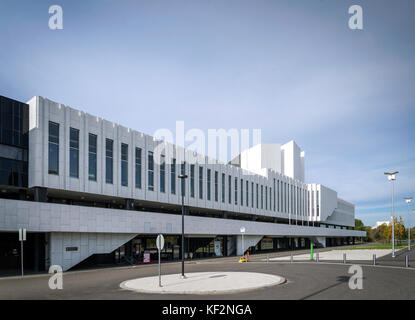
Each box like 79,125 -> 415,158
316,252 -> 319,263
373,254 -> 376,266
406,255 -> 409,268
267,254 -> 269,264
290,254 -> 293,263
343,253 -> 346,264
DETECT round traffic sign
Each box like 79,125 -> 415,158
156,234 -> 165,251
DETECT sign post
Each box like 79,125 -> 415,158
310,243 -> 314,261
19,228 -> 26,276
156,234 -> 165,287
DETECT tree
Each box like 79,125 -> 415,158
354,219 -> 365,231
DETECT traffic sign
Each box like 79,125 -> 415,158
19,228 -> 26,241
156,234 -> 165,251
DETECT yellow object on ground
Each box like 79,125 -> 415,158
238,257 -> 246,263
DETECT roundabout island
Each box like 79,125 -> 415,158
120,272 -> 286,295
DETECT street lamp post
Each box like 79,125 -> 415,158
385,171 -> 398,258
240,227 -> 246,257
178,173 -> 188,278
404,197 -> 412,251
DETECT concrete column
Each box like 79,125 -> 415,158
34,233 -> 40,272
34,187 -> 47,202
125,199 -> 134,210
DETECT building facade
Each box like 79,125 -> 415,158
0,95 -> 365,272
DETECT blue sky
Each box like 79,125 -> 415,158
0,0 -> 414,227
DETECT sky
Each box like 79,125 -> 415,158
0,0 -> 414,227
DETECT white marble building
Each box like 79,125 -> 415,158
0,96 -> 365,271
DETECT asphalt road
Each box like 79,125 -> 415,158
1,255 -> 415,300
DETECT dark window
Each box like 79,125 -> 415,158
251,182 -> 254,208
181,162 -> 186,196
135,147 -> 142,189
0,158 -> 27,187
48,121 -> 59,175
0,96 -> 28,148
207,169 -> 211,201
316,190 -> 320,216
241,179 -> 243,206
234,177 -> 238,205
214,171 -> 218,202
88,133 -> 97,181
256,183 -> 259,209
121,143 -> 128,186
105,139 -> 113,184
190,164 -> 195,198
221,173 -> 225,203
246,180 -> 249,207
148,151 -> 154,191
265,186 -> 268,210
69,128 -> 79,178
171,158 -> 176,194
160,154 -> 165,193
199,166 -> 203,199
228,175 -> 232,204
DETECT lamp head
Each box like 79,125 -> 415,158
405,197 -> 413,204
385,171 -> 398,181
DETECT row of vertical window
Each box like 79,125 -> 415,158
48,121 -> 320,216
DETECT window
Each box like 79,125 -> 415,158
148,151 -> 154,191
265,186 -> 268,210
121,143 -> 128,186
261,185 -> 264,209
48,121 -> 59,175
234,177 -> 238,205
198,166 -> 203,199
207,169 -> 211,201
256,183 -> 259,209
316,190 -> 320,216
228,175 -> 232,204
246,180 -> 249,207
105,139 -> 113,184
190,164 -> 195,198
88,134 -> 97,181
214,171 -> 218,202
160,154 -> 165,192
251,182 -> 254,208
221,173 -> 225,203
240,179 -> 243,206
273,179 -> 276,211
291,185 -> 294,214
284,182 -> 287,213
69,128 -> 79,178
181,162 -> 186,196
171,158 -> 176,194
312,190 -> 315,216
135,147 -> 142,189
277,180 -> 280,211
